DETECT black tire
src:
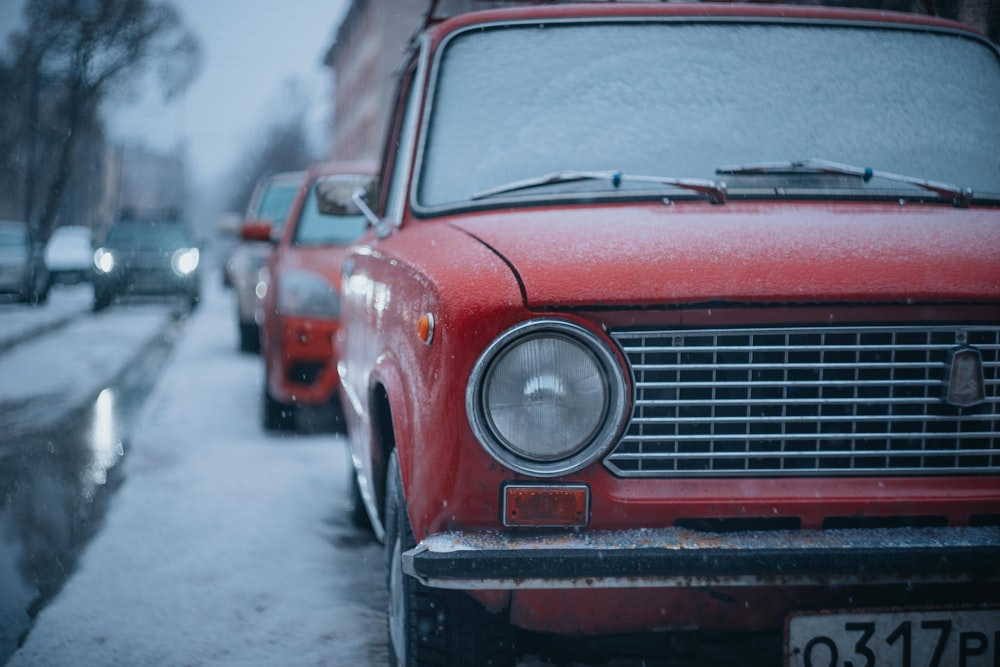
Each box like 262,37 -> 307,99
262,385 -> 295,431
385,450 -> 515,667
93,288 -> 113,311
238,320 -> 260,354
349,467 -> 373,531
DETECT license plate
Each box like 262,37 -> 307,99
787,607 -> 1000,667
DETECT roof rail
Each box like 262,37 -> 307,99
423,0 -> 675,30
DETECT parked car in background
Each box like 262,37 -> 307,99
258,162 -> 374,431
331,4 -> 1000,666
0,220 -> 49,305
44,225 -> 94,285
92,211 -> 201,311
228,170 -> 305,353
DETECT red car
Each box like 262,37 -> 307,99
330,4 -> 1000,666
258,161 -> 374,431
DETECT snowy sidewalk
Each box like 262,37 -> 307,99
8,282 -> 388,666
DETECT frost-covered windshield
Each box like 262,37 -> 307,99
418,21 -> 1000,208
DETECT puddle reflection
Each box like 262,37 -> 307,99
0,390 -> 130,661
86,388 -> 125,499
0,332 -> 172,662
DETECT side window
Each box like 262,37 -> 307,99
383,54 -> 424,225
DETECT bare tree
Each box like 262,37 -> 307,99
2,0 -> 201,240
225,85 -> 316,214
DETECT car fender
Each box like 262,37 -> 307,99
352,347 -> 413,542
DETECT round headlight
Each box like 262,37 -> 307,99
93,247 -> 114,273
171,248 -> 200,276
467,319 -> 628,476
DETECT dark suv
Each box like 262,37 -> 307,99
93,212 -> 201,311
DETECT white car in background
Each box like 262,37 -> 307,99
228,171 -> 305,353
44,225 -> 94,285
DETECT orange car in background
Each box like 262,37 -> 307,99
258,161 -> 374,431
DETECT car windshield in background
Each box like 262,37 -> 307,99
104,222 -> 194,250
293,185 -> 367,246
257,184 -> 300,232
417,20 -> 1000,210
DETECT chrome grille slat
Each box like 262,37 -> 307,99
612,448 -> 998,459
638,379 -> 968,388
622,432 -> 999,441
635,397 -> 995,406
606,325 -> 1000,478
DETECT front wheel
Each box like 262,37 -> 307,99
93,287 -> 113,311
238,320 -> 260,354
385,450 -> 515,667
262,385 -> 295,431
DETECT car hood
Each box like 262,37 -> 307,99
445,202 -> 1000,308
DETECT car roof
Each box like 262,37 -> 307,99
427,3 -> 985,40
262,170 -> 307,187
306,160 -> 378,179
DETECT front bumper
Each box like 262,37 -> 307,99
96,270 -> 198,295
268,316 -> 341,404
403,526 -> 1000,590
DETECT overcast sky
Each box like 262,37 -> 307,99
112,0 -> 350,184
2,0 -> 350,185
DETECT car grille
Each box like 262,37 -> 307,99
605,325 -> 1000,477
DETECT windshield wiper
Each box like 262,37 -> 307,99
716,158 -> 973,208
471,170 -> 727,205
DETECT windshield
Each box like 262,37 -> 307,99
255,182 -> 300,231
419,21 -> 1000,208
293,184 -> 368,246
103,222 -> 194,250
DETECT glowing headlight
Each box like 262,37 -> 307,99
278,269 -> 339,319
93,247 -> 114,273
466,319 -> 628,477
171,248 -> 200,276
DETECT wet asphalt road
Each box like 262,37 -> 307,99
0,293 -> 181,662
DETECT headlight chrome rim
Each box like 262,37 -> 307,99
466,319 -> 628,477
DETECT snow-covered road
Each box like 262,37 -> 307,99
6,281 -> 389,666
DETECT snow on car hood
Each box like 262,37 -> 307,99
446,202 -> 1000,308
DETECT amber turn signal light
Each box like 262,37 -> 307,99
502,484 -> 589,528
417,313 -> 434,345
